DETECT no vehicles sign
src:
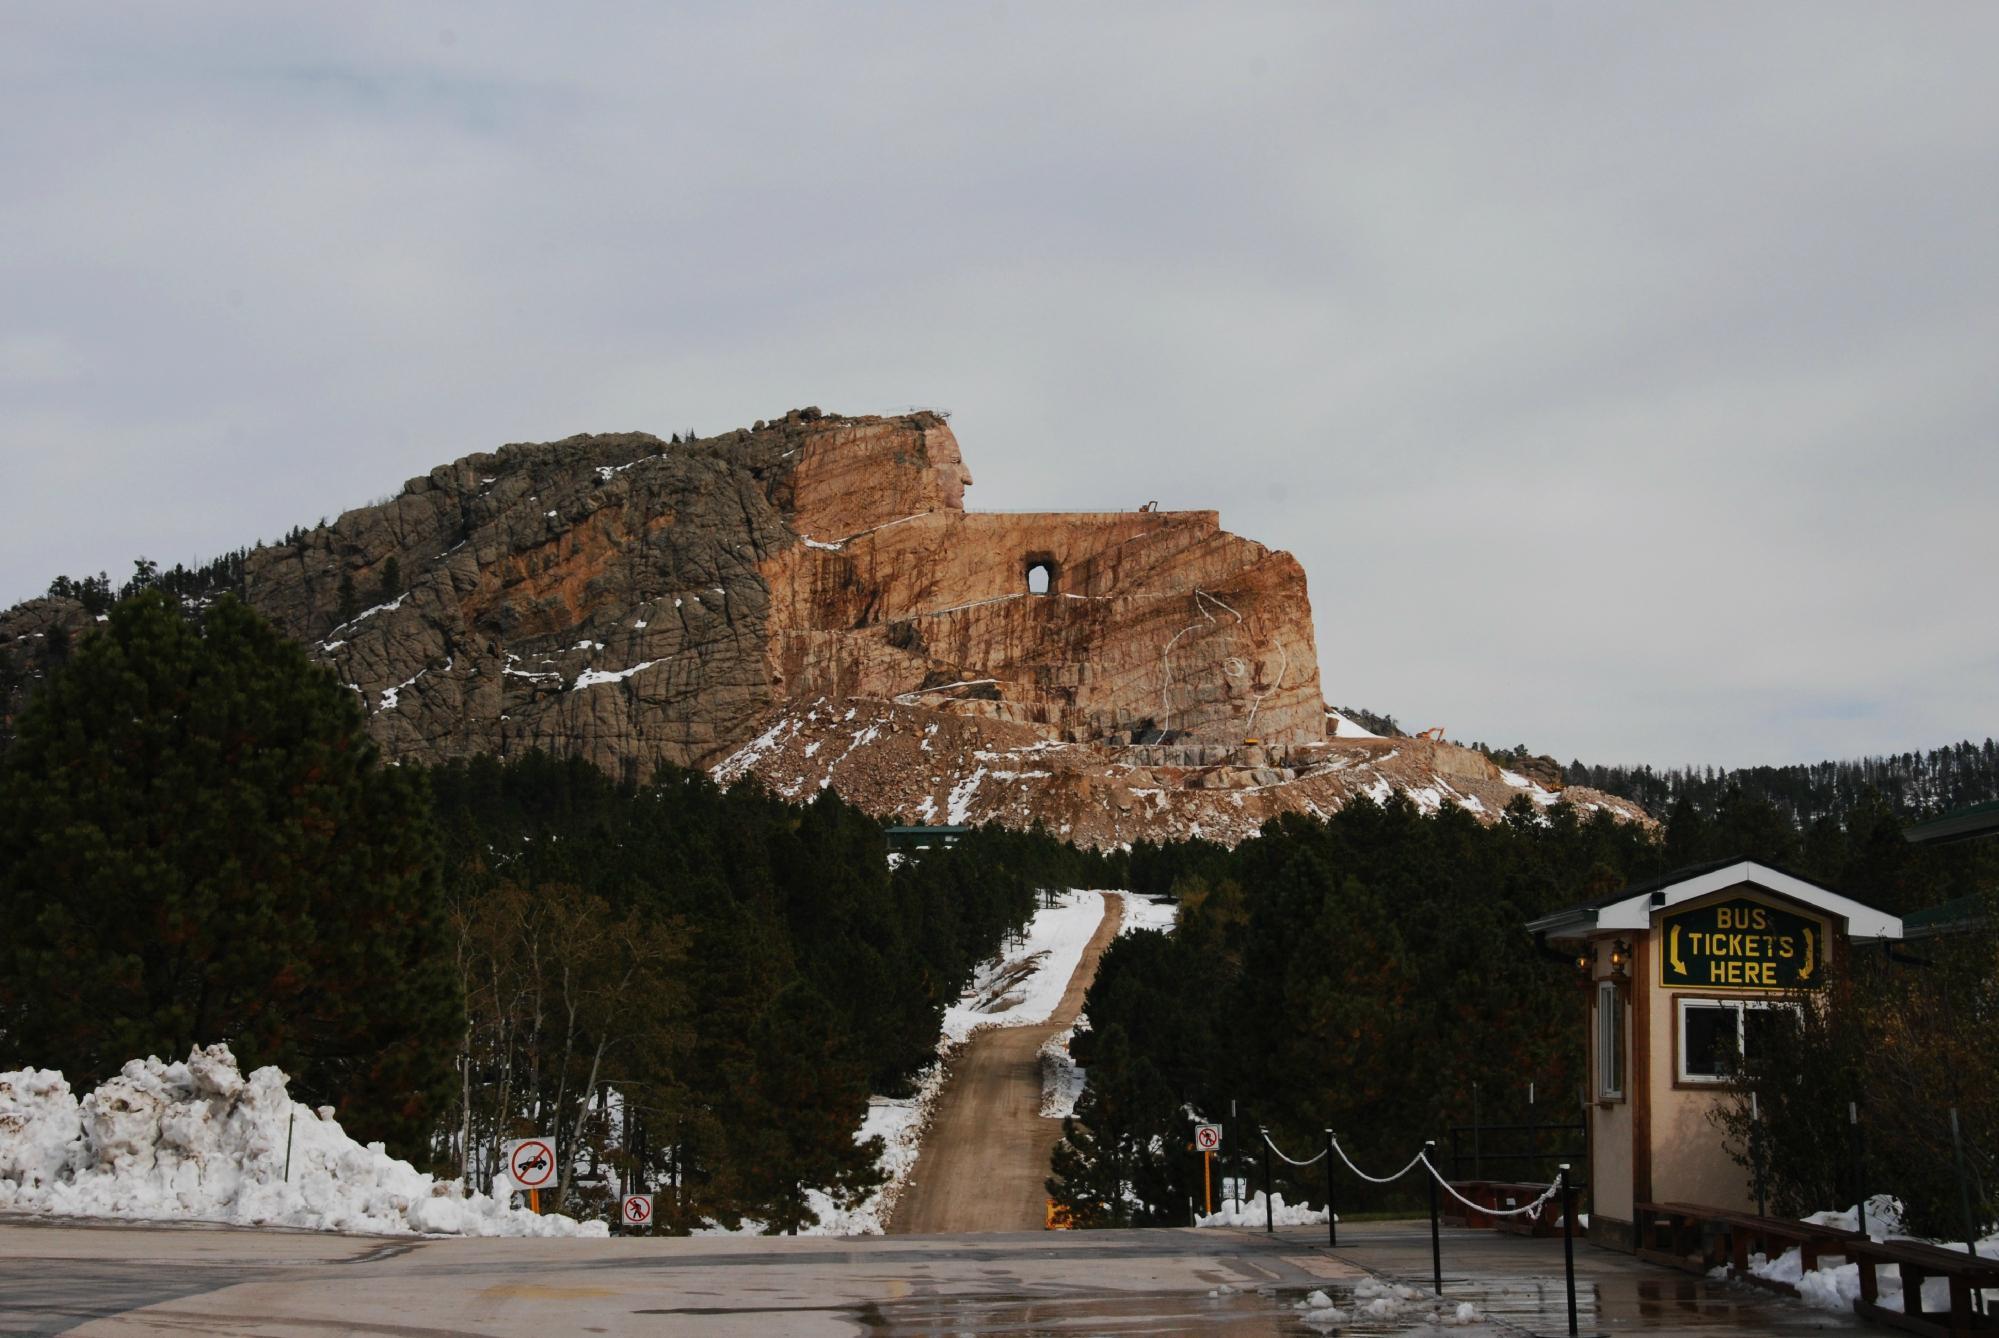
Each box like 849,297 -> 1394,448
621,1194 -> 653,1228
502,1137 -> 558,1191
1194,1124 -> 1223,1152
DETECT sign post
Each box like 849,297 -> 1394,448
1195,1124 -> 1222,1216
621,1193 -> 654,1231
502,1136 -> 558,1213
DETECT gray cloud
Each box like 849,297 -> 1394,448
4,2 -> 1994,768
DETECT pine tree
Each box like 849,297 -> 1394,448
1046,1024 -> 1179,1226
337,572 -> 359,626
0,590 -> 459,1159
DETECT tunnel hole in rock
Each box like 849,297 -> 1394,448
1024,555 -> 1057,595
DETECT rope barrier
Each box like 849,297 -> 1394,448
1418,1153 -> 1564,1221
1330,1136 -> 1429,1185
1261,1130 -> 1328,1167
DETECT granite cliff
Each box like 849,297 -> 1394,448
0,410 -> 1643,843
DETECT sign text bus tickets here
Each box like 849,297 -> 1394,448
1661,895 -> 1827,991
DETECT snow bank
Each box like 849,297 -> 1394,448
1110,890 -> 1178,935
1325,710 -> 1381,740
1196,1190 -> 1328,1229
1745,1197 -> 1995,1316
0,1046 -> 605,1237
1040,1026 -> 1086,1119
942,890 -> 1104,1043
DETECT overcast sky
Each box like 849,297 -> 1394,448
4,3 -> 1994,768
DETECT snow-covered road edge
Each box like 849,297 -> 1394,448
1038,892 -> 1178,1122
709,888 -> 1126,1236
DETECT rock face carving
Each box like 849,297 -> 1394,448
238,411 -> 1324,780
0,410 -> 1646,844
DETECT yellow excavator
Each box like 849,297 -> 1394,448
1415,726 -> 1446,742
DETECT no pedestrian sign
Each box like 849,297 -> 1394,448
1194,1124 -> 1223,1152
502,1137 -> 558,1191
621,1194 -> 653,1227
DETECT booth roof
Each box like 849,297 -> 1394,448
1903,798 -> 1999,847
1525,856 -> 1902,944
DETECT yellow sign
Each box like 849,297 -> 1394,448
1660,895 -> 1827,991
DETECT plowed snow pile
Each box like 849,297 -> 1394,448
0,1045 -> 606,1237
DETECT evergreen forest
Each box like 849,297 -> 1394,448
0,591 -> 1112,1232
1048,789 -> 1998,1235
3,588 -> 1994,1241
426,751 -> 1111,1230
1570,740 -> 1999,828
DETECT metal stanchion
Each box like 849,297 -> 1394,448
1426,1140 -> 1443,1295
1261,1128 -> 1274,1234
1849,1102 -> 1867,1236
1560,1164 -> 1578,1337
1325,1129 -> 1337,1248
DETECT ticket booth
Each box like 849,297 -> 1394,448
1527,858 -> 1902,1251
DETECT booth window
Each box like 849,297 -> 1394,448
1677,997 -> 1795,1084
1595,980 -> 1625,1101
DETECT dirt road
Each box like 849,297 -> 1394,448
890,892 -> 1125,1234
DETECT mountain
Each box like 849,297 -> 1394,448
1,409 -> 1644,845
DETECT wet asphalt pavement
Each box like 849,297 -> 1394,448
0,1216 -> 1886,1336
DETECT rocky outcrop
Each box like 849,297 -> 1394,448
0,409 -> 1647,842
240,424 -> 805,779
710,698 -> 1643,846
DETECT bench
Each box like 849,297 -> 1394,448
1847,1237 -> 1999,1338
1445,1180 -> 1563,1237
1635,1201 -> 1864,1281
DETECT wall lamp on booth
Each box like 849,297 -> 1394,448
1609,939 -> 1632,978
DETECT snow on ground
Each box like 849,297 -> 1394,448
1403,784 -> 1444,814
1040,893 -> 1178,1118
1325,709 -> 1381,740
1039,1028 -> 1086,1119
709,714 -> 800,783
1499,769 -> 1561,807
1292,1279 -> 1482,1330
1744,1196 -> 1997,1315
0,1046 -> 605,1237
1196,1190 -> 1328,1229
571,660 -> 659,690
944,766 -> 989,826
710,889 -> 1116,1235
942,890 -> 1104,1043
1109,890 -> 1178,935
722,1058 -> 948,1237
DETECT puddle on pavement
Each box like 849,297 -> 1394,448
853,1272 -> 1874,1335
855,1281 -> 1533,1335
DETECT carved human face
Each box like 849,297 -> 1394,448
926,426 -> 973,509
